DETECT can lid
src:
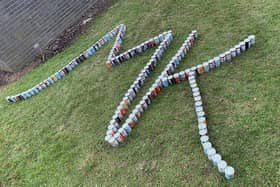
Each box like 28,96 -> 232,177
218,160 -> 227,169
213,154 -> 222,162
200,135 -> 209,142
225,166 -> 235,175
199,129 -> 208,136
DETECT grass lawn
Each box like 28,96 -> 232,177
0,0 -> 279,186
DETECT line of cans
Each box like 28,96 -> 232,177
106,29 -> 171,69
105,32 -> 174,146
5,24 -> 125,103
105,30 -> 198,147
160,35 -> 256,88
188,72 -> 235,179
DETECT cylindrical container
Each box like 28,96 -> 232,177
245,38 -> 250,50
136,104 -> 144,113
140,100 -> 148,110
230,48 -> 236,58
198,117 -> 206,124
127,118 -> 136,128
248,35 -> 255,46
199,128 -> 208,136
214,57 -> 221,67
209,59 -> 215,69
200,135 -> 209,143
212,154 -> 222,167
218,160 -> 228,173
235,45 -> 241,55
195,101 -> 202,107
197,64 -> 204,75
224,166 -> 235,179
202,142 -> 212,154
225,51 -> 231,62
190,83 -> 197,89
207,147 -> 216,161
123,123 -> 132,134
195,106 -> 203,113
203,62 -> 210,72
194,96 -> 202,102
105,136 -> 119,147
240,42 -> 246,52
179,71 -> 186,81
219,53 -> 226,64
198,123 -> 207,130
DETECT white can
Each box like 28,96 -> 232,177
218,160 -> 228,173
212,154 -> 222,167
202,142 -> 212,154
207,147 -> 216,161
224,166 -> 235,179
200,135 -> 209,143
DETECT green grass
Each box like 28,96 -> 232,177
0,0 -> 279,186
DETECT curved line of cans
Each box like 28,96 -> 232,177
6,24 -> 165,102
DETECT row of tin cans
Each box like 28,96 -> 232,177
105,31 -> 175,146
188,72 -> 235,179
5,24 -> 126,103
106,29 -> 173,69
160,35 -> 256,88
105,30 -> 198,147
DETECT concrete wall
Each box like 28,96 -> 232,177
0,0 -> 99,72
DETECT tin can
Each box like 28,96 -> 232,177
195,101 -> 202,107
212,154 -> 222,167
217,160 -> 228,173
129,113 -> 138,123
197,64 -> 204,74
225,51 -> 231,62
240,42 -> 246,52
230,48 -> 236,58
198,117 -> 206,124
193,91 -> 200,97
123,123 -> 132,134
140,100 -> 148,110
127,118 -> 136,128
209,59 -> 215,69
233,46 -> 240,57
198,123 -> 207,130
136,104 -> 144,113
207,147 -> 216,161
224,166 -> 235,179
248,35 -> 255,46
245,38 -> 250,50
174,73 -> 180,84
214,57 -> 221,67
203,62 -> 210,72
200,135 -> 209,143
105,136 -> 119,147
199,128 -> 207,136
220,53 -> 226,64
194,96 -> 202,102
202,142 -> 212,154
197,111 -> 205,118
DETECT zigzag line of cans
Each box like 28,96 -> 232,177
105,29 -> 255,179
6,24 -> 167,102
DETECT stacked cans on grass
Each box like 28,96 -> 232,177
105,30 -> 198,147
188,71 -> 235,179
6,24 -> 127,103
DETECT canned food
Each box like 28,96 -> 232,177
194,96 -> 202,102
203,62 -> 210,72
224,166 -> 235,179
195,101 -> 202,107
202,142 -> 212,154
214,57 -> 221,67
212,154 -> 222,167
198,123 -> 207,130
235,45 -> 241,55
209,59 -> 215,69
248,35 -> 255,46
199,128 -> 208,136
197,64 -> 204,74
225,51 -> 231,62
207,147 -> 216,161
240,42 -> 246,52
217,160 -> 228,173
219,53 -> 226,64
200,135 -> 209,143
230,48 -> 236,58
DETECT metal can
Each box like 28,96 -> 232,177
197,64 -> 204,75
219,53 -> 226,64
207,147 -> 216,161
212,154 -> 222,167
248,35 -> 255,46
224,166 -> 235,179
229,49 -> 235,59
240,41 -> 246,52
214,57 -> 221,67
225,51 -> 231,62
199,128 -> 208,136
217,160 -> 228,173
202,142 -> 212,154
198,123 -> 207,130
200,135 -> 209,143
203,62 -> 210,72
